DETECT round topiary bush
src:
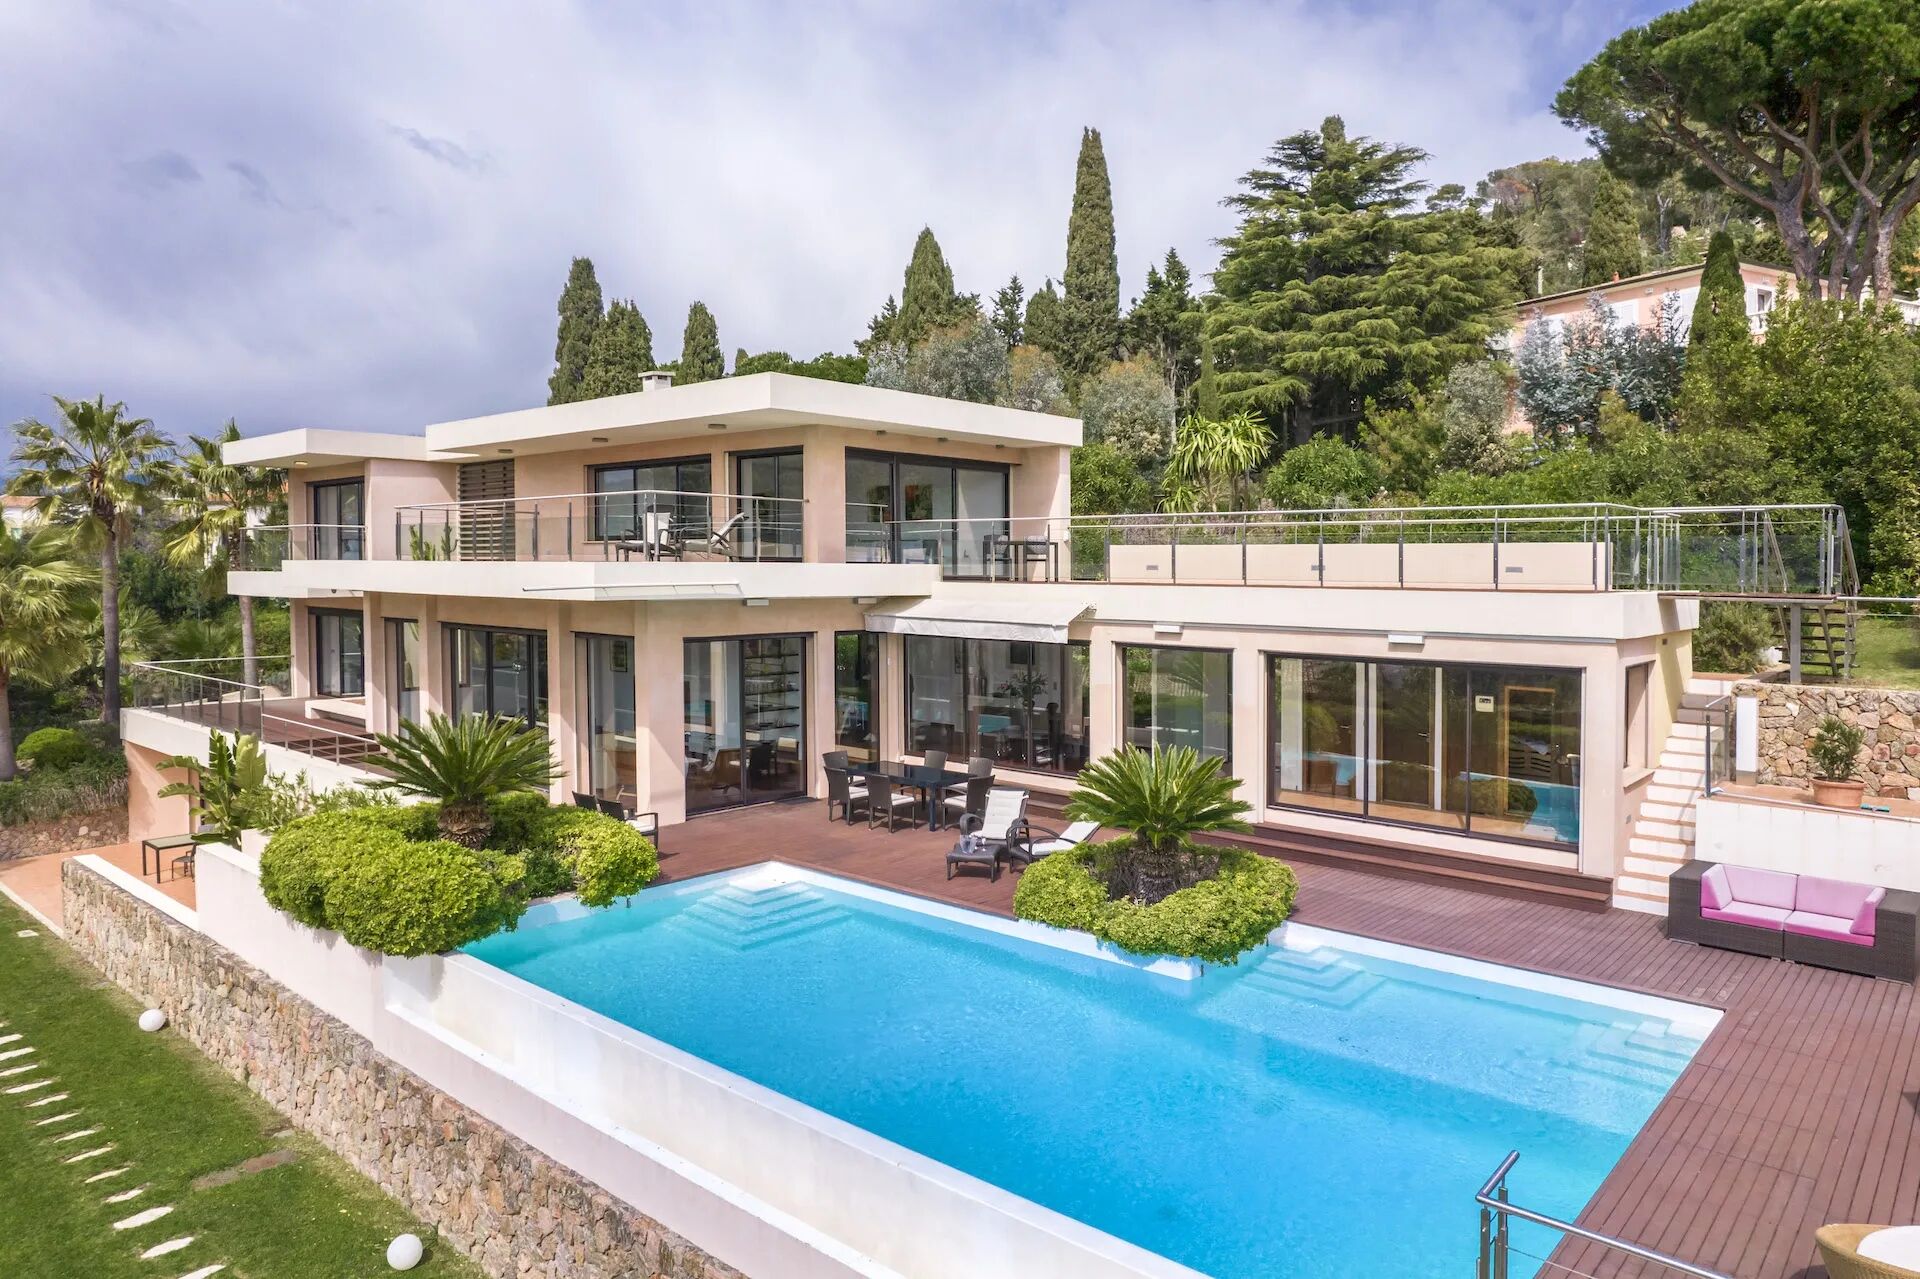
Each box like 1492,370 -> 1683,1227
536,807 -> 659,907
260,812 -> 409,929
1014,840 -> 1299,965
322,839 -> 527,957
15,727 -> 94,771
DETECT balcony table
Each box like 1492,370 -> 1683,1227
850,760 -> 974,830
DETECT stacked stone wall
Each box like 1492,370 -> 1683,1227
1735,682 -> 1920,797
59,859 -> 746,1279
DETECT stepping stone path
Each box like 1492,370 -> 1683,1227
1,1011 -> 236,1279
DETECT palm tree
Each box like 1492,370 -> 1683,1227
369,713 -> 560,847
164,421 -> 284,685
8,396 -> 176,730
1161,410 -> 1273,513
0,528 -> 95,780
1063,746 -> 1252,904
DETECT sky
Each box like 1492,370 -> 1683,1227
0,0 -> 1677,443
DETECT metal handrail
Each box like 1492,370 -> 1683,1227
1701,694 -> 1735,797
392,486 -> 807,513
1477,1151 -> 1734,1279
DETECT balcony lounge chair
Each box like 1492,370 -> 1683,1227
1668,860 -> 1919,981
696,510 -> 752,560
952,788 -> 1029,876
1817,1224 -> 1920,1279
1008,819 -> 1100,869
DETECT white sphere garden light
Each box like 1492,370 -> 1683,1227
386,1233 -> 424,1271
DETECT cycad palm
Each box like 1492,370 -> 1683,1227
370,713 -> 560,847
165,421 -> 284,684
0,528 -> 96,780
1064,746 -> 1252,903
8,395 -> 176,728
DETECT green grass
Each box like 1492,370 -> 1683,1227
1851,615 -> 1920,691
0,894 -> 481,1279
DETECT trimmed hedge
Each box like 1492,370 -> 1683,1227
15,727 -> 92,771
1013,838 -> 1299,965
258,799 -> 660,954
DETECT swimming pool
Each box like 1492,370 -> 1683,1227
465,867 -> 1717,1278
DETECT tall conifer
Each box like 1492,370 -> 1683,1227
1690,231 -> 1748,348
580,299 -> 654,398
679,302 -> 725,383
547,257 -> 604,404
1581,177 -> 1644,285
1062,127 -> 1121,384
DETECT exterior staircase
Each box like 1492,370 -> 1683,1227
1614,676 -> 1724,912
1780,599 -> 1858,683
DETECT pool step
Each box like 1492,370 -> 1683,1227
676,883 -> 849,950
1568,1020 -> 1696,1086
1236,948 -> 1383,1009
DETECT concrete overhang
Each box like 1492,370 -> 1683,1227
223,428 -> 474,469
421,372 -> 1083,458
229,559 -> 943,604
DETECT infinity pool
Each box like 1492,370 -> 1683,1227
465,867 -> 1715,1278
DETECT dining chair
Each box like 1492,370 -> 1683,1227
826,767 -> 870,824
923,749 -> 949,772
866,775 -> 919,832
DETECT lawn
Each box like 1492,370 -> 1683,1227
1851,614 -> 1920,691
0,894 -> 480,1279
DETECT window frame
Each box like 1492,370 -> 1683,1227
1117,643 -> 1235,771
902,634 -> 1089,775
307,477 -> 366,560
588,454 -> 713,542
310,607 -> 365,698
444,622 -> 549,728
845,447 -> 1011,575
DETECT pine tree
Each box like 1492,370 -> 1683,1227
1123,248 -> 1198,394
1023,279 -> 1065,364
1581,177 -> 1644,285
679,302 -> 724,383
579,299 -> 654,399
1062,127 -> 1121,385
546,257 -> 604,405
1691,231 -> 1747,348
991,275 -> 1025,350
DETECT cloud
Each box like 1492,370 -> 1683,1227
0,0 -> 1669,440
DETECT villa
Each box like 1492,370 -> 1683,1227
76,371 -> 1920,1279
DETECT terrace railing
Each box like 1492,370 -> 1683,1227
1701,694 -> 1736,798
390,489 -> 806,564
1477,1151 -> 1733,1279
128,657 -> 381,769
236,524 -> 370,570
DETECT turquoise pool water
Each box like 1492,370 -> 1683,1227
465,870 -> 1711,1279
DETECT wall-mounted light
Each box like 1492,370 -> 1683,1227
935,436 -> 949,444
1153,622 -> 1183,636
591,436 -> 609,444
1387,632 -> 1425,648
293,460 -> 309,468
497,448 -> 513,455
744,598 -> 770,607
853,596 -> 879,605
707,422 -> 727,431
875,429 -> 888,436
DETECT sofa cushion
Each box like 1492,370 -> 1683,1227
1699,863 -> 1731,911
1796,874 -> 1875,918
1703,901 -> 1793,930
1784,910 -> 1875,946
1855,887 -> 1887,935
1723,865 -> 1799,911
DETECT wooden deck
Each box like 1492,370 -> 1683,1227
664,800 -> 1920,1279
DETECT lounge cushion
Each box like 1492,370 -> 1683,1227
1699,863 -> 1731,911
1723,865 -> 1800,911
1703,901 -> 1793,929
1795,875 -> 1882,933
1784,910 -> 1875,946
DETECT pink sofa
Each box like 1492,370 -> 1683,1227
1670,860 -> 1917,980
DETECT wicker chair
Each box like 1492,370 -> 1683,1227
1817,1224 -> 1920,1279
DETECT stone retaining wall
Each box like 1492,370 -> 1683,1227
0,807 -> 126,861
60,859 -> 746,1279
1736,681 -> 1920,798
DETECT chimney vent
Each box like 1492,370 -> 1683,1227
640,370 -> 674,393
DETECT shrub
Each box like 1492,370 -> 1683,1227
15,727 -> 92,771
259,812 -> 408,929
535,807 -> 659,907
1692,600 -> 1777,674
323,839 -> 527,957
1014,841 -> 1298,965
484,790 -> 551,853
0,756 -> 128,827
1809,715 -> 1865,782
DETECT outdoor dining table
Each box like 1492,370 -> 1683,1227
851,760 -> 973,830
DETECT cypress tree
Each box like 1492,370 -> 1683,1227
1023,279 -> 1065,363
1691,230 -> 1747,348
1062,127 -> 1121,385
991,275 -> 1025,350
546,257 -> 604,405
579,299 -> 654,399
896,227 -> 971,346
1195,336 -> 1222,420
1581,177 -> 1644,285
679,302 -> 724,383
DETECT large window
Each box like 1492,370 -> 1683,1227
386,618 -> 419,731
685,635 -> 806,812
1121,645 -> 1233,766
1269,655 -> 1582,849
834,631 -> 879,761
904,636 -> 1089,773
312,609 -> 364,697
309,479 -> 364,560
734,450 -> 803,560
448,625 -> 548,727
578,634 -> 637,806
590,456 -> 712,541
845,450 -> 1010,575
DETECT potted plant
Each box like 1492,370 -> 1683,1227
1807,715 -> 1868,809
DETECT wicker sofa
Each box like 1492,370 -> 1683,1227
1668,861 -> 1920,982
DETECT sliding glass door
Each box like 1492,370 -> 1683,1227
578,634 -> 637,806
844,450 -> 1009,574
386,618 -> 420,731
1120,645 -> 1233,765
734,450 -> 803,560
684,635 -> 806,813
312,609 -> 364,697
448,625 -> 548,728
833,631 -> 878,761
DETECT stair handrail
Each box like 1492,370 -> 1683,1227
1701,693 -> 1734,798
1477,1151 -> 1735,1279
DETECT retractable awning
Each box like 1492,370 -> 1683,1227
863,597 -> 1088,644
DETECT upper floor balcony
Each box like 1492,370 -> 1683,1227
233,497 -> 1861,597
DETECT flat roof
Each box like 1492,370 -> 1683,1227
223,428 -> 472,469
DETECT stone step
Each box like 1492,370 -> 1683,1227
1630,833 -> 1691,857
1668,721 -> 1710,740
1614,873 -> 1676,902
1660,749 -> 1714,770
1646,783 -> 1703,805
1624,853 -> 1685,878
1639,800 -> 1698,824
1654,766 -> 1707,787
1636,817 -> 1694,841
